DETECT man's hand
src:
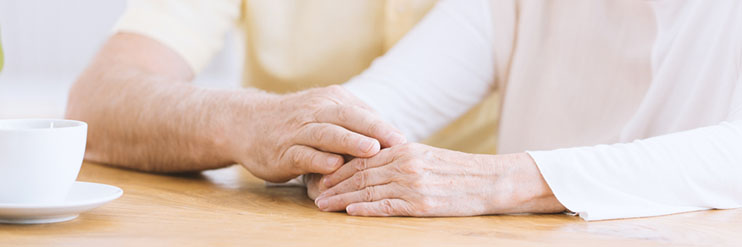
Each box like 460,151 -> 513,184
67,33 -> 405,179
313,143 -> 565,216
231,85 -> 406,182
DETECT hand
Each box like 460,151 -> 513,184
230,85 -> 406,182
304,173 -> 327,200
313,143 -> 565,216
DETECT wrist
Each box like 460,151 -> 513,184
218,88 -> 277,164
485,153 -> 562,214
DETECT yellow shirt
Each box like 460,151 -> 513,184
114,0 -> 499,154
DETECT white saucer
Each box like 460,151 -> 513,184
0,181 -> 123,224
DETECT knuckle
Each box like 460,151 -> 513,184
340,132 -> 354,146
366,120 -> 383,136
363,186 -> 375,202
410,158 -> 428,169
409,177 -> 425,191
328,105 -> 348,123
352,171 -> 368,190
310,107 -> 324,121
303,93 -> 325,106
352,158 -> 368,172
395,143 -> 411,153
401,164 -> 426,190
307,151 -> 320,166
380,199 -> 395,215
397,161 -> 415,175
406,143 -> 425,153
289,147 -> 303,165
396,143 -> 419,154
311,125 -> 329,143
398,159 -> 423,176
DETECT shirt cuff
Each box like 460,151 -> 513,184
527,149 -> 705,221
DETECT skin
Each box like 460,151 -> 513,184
312,143 -> 567,216
68,32 -> 558,216
66,32 -> 406,182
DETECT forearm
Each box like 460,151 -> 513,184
67,65 -> 262,172
529,120 -> 742,220
343,0 -> 495,142
66,33 -> 263,172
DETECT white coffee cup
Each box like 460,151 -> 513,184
0,119 -> 87,204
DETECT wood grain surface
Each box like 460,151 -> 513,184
1,162 -> 739,246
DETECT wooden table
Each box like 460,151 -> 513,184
2,162 -> 740,246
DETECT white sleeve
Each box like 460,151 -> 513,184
343,0 -> 495,142
529,121 -> 742,221
529,74 -> 742,220
113,0 -> 241,73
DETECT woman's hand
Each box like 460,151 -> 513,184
313,143 -> 565,216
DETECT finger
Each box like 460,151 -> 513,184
315,105 -> 406,148
315,183 -> 400,212
346,199 -> 414,217
317,165 -> 395,199
295,123 -> 381,157
281,145 -> 343,175
304,173 -> 324,200
321,148 -> 399,188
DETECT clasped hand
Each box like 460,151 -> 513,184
234,85 -> 562,216
311,144 -> 564,216
231,85 -> 405,182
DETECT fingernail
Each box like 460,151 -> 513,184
387,132 -> 406,145
358,139 -> 376,153
346,205 -> 356,214
317,199 -> 328,209
327,156 -> 340,167
321,177 -> 331,187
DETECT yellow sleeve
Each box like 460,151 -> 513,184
112,0 -> 241,73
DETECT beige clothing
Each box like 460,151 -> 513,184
495,1 -> 656,153
344,0 -> 742,220
113,0 -> 499,154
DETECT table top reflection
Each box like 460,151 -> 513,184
1,162 -> 740,246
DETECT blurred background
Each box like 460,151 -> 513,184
0,0 -> 243,118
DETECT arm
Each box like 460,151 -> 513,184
343,0 -> 496,142
316,83 -> 742,219
315,120 -> 742,218
66,32 -> 235,172
66,0 -> 242,172
529,120 -> 742,220
66,32 -> 405,181
315,144 -> 564,216
67,0 -> 407,180
304,0 -> 497,198
314,0 -> 742,217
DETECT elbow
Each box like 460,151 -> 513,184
64,78 -> 92,121
65,73 -> 110,125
